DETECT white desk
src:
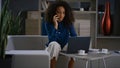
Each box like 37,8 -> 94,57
60,52 -> 113,68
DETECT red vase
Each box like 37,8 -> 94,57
101,0 -> 111,35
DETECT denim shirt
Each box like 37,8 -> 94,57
45,22 -> 77,48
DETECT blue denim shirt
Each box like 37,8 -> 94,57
45,22 -> 77,48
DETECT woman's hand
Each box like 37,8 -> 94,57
53,15 -> 59,29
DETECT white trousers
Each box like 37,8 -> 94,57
46,41 -> 68,60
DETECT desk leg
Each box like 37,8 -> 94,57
102,58 -> 107,68
90,61 -> 92,68
85,60 -> 89,68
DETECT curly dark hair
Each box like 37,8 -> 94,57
45,1 -> 75,27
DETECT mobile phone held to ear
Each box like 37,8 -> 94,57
55,15 -> 59,22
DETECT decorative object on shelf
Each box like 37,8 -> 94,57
101,0 -> 112,35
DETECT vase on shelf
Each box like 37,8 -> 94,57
101,0 -> 112,35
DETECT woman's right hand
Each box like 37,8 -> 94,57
53,15 -> 59,29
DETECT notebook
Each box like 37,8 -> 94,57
63,36 -> 91,54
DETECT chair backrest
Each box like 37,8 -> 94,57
6,35 -> 48,50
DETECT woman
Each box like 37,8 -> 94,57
45,1 -> 77,68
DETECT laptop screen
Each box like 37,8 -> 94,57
67,36 -> 90,54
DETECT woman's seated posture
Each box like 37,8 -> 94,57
45,1 -> 77,68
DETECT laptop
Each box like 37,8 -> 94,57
63,36 -> 91,54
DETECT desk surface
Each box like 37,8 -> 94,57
60,51 -> 119,61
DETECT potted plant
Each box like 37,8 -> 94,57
0,0 -> 11,59
0,0 -> 22,67
0,0 -> 22,59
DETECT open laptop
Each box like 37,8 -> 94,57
62,36 -> 91,54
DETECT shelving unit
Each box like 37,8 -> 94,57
96,0 -> 120,50
64,0 -> 120,50
62,0 -> 97,48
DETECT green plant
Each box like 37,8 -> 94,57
0,0 -> 22,59
8,12 -> 22,35
0,0 -> 11,59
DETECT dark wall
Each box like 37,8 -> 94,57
2,0 -> 39,14
113,0 -> 120,36
2,0 -> 40,34
98,0 -> 114,13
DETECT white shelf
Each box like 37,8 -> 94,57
41,10 -> 97,14
96,36 -> 120,39
74,11 -> 97,14
64,0 -> 91,2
